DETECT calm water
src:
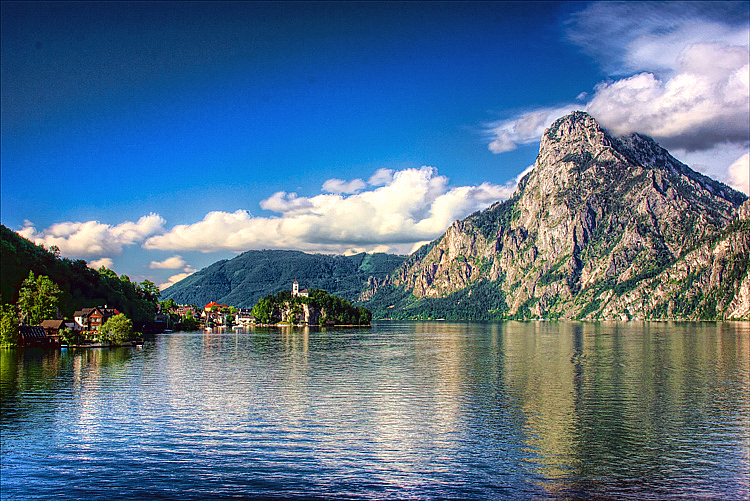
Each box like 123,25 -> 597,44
1,322 -> 748,500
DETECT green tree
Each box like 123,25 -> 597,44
18,271 -> 62,325
181,311 -> 199,331
100,313 -> 135,344
138,280 -> 161,304
251,297 -> 275,324
0,304 -> 19,347
356,306 -> 372,325
160,298 -> 177,313
59,326 -> 83,346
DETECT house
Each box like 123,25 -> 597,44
204,301 -> 229,312
19,326 -> 58,347
73,306 -> 120,331
236,308 -> 256,325
176,305 -> 200,319
292,281 -> 309,298
40,319 -> 66,344
154,313 -> 170,331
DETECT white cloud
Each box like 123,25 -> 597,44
565,2 -> 749,76
18,213 -> 165,259
727,153 -> 749,195
88,257 -> 114,270
259,192 -> 314,214
149,255 -> 187,270
669,143 -> 749,192
144,166 -> 523,255
368,168 -> 395,186
486,2 -> 749,191
487,105 -> 579,153
322,178 -> 366,194
159,271 -> 196,291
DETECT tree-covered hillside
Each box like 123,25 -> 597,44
1,225 -> 159,324
161,249 -> 405,307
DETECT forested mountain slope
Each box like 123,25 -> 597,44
161,249 -> 405,308
1,225 -> 159,323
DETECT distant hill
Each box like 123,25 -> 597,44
362,112 -> 749,321
161,249 -> 405,308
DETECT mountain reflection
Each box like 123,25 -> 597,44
499,321 -> 750,499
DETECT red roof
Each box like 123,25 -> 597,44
205,301 -> 229,310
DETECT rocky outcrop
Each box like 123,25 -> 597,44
367,112 -> 749,320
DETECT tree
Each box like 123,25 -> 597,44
59,327 -> 83,346
160,298 -> 177,313
100,313 -> 135,344
251,297 -> 275,324
18,271 -> 62,325
138,280 -> 161,304
0,304 -> 19,347
181,311 -> 199,331
356,306 -> 372,325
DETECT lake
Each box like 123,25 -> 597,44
1,321 -> 748,500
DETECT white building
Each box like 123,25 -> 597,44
292,280 -> 309,298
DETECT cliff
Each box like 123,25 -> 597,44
364,112 -> 748,320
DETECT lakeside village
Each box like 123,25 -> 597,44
2,279 -> 371,349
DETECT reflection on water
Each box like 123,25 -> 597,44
1,322 -> 748,500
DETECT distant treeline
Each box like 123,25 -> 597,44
1,225 -> 159,324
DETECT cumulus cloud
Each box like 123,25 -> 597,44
88,257 -> 114,270
18,213 -> 165,258
486,2 -> 749,191
322,178 -> 367,194
159,271 -> 196,291
727,153 -> 749,195
149,255 -> 187,270
368,168 -> 395,186
144,166 -> 522,255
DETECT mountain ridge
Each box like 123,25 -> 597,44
161,249 -> 405,308
363,112 -> 749,320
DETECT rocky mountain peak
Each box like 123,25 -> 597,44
537,111 -> 613,163
374,111 -> 749,321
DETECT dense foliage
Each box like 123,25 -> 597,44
161,249 -> 405,308
0,304 -> 19,348
1,225 -> 159,324
17,271 -> 62,325
99,313 -> 136,344
250,289 -> 372,325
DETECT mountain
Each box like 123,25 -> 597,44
161,249 -> 405,308
363,112 -> 749,320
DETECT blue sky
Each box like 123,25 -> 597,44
2,1 -> 748,289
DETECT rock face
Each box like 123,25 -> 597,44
367,112 -> 749,320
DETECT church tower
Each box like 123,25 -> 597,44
292,280 -> 299,297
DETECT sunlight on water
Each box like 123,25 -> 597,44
1,322 -> 748,500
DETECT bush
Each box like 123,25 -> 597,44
100,313 -> 135,344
